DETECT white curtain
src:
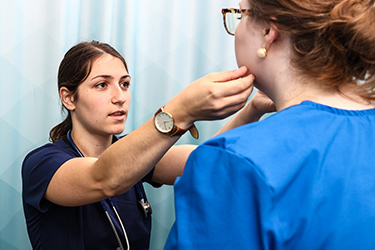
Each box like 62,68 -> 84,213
0,0 -> 239,249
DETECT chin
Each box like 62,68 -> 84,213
109,126 -> 125,135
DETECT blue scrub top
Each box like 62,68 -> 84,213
22,135 -> 157,249
165,101 -> 375,249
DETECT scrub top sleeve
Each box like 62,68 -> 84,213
22,145 -> 73,213
164,145 -> 276,249
142,167 -> 162,188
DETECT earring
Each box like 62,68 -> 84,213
257,48 -> 267,58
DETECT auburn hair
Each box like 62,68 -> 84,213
248,0 -> 375,100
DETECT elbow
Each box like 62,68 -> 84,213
102,186 -> 119,198
92,159 -> 133,198
102,182 -> 125,198
100,176 -> 133,198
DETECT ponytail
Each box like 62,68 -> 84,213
49,113 -> 72,142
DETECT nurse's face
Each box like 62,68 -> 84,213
235,0 -> 265,77
72,54 -> 131,136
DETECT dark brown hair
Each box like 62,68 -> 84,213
247,0 -> 375,100
49,41 -> 128,142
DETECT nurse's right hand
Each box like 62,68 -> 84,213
164,66 -> 255,129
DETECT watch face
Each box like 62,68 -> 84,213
155,112 -> 174,133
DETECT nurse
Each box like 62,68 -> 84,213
165,0 -> 375,249
22,41 -> 273,249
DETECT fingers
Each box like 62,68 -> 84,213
248,90 -> 277,114
219,83 -> 254,111
205,73 -> 254,100
209,66 -> 249,83
220,73 -> 255,97
199,83 -> 254,120
164,68 -> 255,125
188,69 -> 254,119
202,99 -> 249,120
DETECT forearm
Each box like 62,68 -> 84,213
214,102 -> 264,136
93,118 -> 180,196
46,118 -> 183,207
153,144 -> 198,185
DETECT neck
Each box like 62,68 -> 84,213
256,35 -> 374,111
273,79 -> 374,111
70,128 -> 113,158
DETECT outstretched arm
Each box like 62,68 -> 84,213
45,67 -> 254,206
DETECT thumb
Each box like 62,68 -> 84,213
210,66 -> 249,83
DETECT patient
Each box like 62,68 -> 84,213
165,0 -> 375,249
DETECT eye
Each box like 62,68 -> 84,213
120,81 -> 130,89
95,82 -> 107,89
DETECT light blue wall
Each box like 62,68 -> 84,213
0,0 -> 239,249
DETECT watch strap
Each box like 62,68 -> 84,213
188,124 -> 199,139
169,124 -> 188,136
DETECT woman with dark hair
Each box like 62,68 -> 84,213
22,41 -> 273,249
165,0 -> 375,249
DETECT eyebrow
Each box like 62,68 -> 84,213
91,74 -> 131,81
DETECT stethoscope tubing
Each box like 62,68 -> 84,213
67,130 -> 130,250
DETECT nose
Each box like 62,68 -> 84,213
111,85 -> 127,105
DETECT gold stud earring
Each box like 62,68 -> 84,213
257,48 -> 267,58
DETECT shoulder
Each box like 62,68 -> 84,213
22,138 -> 76,177
202,101 -> 342,155
202,103 -> 310,153
188,102 -> 338,184
191,100 -> 374,186
22,138 -> 78,212
24,138 -> 74,162
25,139 -> 69,157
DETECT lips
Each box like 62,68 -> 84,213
109,110 -> 126,120
109,110 -> 125,116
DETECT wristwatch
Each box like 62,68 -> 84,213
154,107 -> 199,139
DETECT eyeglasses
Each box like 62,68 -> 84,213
221,8 -> 252,36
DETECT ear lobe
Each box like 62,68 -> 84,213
60,87 -> 76,111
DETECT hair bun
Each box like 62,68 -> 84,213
328,0 -> 375,57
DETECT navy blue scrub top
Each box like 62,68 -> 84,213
22,135 -> 159,249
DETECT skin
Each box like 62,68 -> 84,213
45,53 -> 265,207
61,54 -> 131,156
236,0 -> 374,112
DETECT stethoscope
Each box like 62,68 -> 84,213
67,130 -> 152,250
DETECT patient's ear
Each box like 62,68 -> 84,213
264,25 -> 279,50
60,87 -> 76,111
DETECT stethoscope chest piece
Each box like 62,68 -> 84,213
138,198 -> 152,219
